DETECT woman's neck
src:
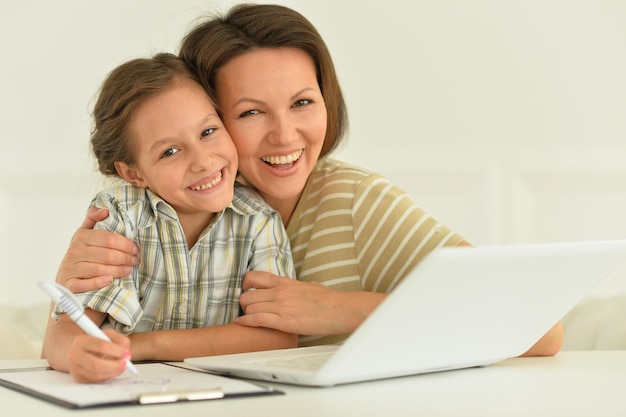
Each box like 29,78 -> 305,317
263,195 -> 300,227
235,175 -> 303,227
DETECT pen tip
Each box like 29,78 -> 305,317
127,361 -> 140,376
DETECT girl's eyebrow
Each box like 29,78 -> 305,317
147,113 -> 221,153
148,138 -> 172,154
201,113 -> 221,123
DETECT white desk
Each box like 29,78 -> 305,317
1,351 -> 624,417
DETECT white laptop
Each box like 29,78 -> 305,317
185,239 -> 626,387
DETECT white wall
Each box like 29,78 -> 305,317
2,0 -> 626,307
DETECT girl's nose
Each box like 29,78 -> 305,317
188,145 -> 212,172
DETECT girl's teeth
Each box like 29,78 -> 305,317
191,171 -> 222,190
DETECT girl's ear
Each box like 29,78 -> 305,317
114,162 -> 148,188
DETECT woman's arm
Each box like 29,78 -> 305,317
520,321 -> 564,357
58,209 -> 562,357
457,241 -> 563,356
452,241 -> 563,356
238,272 -> 563,356
129,324 -> 297,361
237,241 -> 473,337
237,271 -> 386,336
56,207 -> 139,292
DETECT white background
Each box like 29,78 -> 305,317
2,0 -> 626,307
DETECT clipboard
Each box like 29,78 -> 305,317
0,362 -> 281,408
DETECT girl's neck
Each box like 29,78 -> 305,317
178,212 -> 215,248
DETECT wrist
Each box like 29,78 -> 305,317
128,332 -> 155,361
335,291 -> 386,335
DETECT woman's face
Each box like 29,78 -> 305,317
215,47 -> 327,220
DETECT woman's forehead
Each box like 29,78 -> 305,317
216,47 -> 317,90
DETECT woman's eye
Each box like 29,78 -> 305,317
238,109 -> 259,118
292,99 -> 311,108
161,147 -> 179,158
201,127 -> 215,137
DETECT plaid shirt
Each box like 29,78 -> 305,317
68,183 -> 294,334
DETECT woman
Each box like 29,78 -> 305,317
57,4 -> 562,355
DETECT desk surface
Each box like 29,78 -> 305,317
1,351 -> 624,417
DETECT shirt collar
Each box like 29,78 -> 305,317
139,184 -> 269,226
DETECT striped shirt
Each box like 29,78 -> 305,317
69,183 -> 294,334
287,158 -> 464,346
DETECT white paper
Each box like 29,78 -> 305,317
0,362 -> 275,408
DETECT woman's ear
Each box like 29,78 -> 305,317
114,161 -> 147,188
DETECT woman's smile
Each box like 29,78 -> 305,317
260,149 -> 304,169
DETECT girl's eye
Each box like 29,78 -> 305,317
238,109 -> 259,118
292,99 -> 311,108
161,147 -> 179,158
201,127 -> 215,137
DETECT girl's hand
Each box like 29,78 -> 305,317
67,329 -> 132,383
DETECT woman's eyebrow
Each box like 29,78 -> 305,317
232,97 -> 265,107
290,87 -> 317,101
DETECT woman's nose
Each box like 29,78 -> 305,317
268,113 -> 297,145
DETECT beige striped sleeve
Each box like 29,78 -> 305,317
352,174 -> 464,293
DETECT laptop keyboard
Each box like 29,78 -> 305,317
249,352 -> 333,370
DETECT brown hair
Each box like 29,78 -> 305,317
91,52 -> 206,177
179,3 -> 348,157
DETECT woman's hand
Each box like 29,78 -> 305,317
67,329 -> 132,383
236,271 -> 386,337
56,207 -> 140,293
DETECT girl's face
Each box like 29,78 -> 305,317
117,80 -> 238,228
215,47 -> 327,222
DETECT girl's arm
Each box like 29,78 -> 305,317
41,307 -> 131,382
129,324 -> 297,361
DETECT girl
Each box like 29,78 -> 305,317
42,52 -> 296,383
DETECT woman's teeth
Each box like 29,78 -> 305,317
190,171 -> 222,190
261,149 -> 303,165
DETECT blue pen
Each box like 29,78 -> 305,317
38,281 -> 139,376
